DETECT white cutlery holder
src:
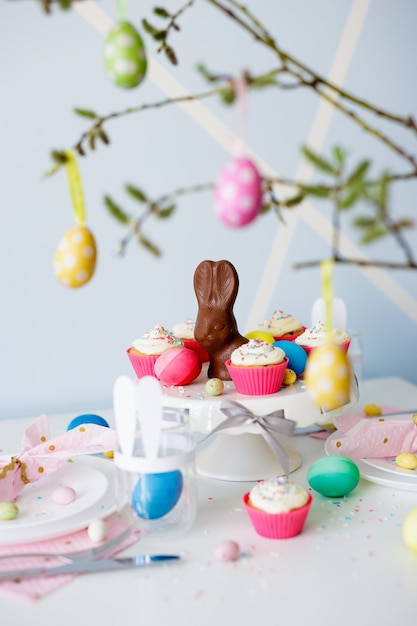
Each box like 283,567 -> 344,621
114,407 -> 197,537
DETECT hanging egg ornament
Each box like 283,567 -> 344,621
104,22 -> 147,89
304,343 -> 351,411
53,225 -> 97,289
214,157 -> 263,227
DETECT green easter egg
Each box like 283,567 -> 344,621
104,22 -> 147,89
307,455 -> 360,497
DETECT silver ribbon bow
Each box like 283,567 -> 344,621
199,399 -> 296,477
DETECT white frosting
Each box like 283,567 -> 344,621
249,477 -> 309,513
172,319 -> 195,340
132,325 -> 183,355
230,339 -> 285,366
258,309 -> 302,336
295,322 -> 350,348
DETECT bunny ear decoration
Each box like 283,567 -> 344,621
135,376 -> 163,461
311,297 -> 348,331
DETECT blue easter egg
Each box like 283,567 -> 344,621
131,470 -> 183,520
67,414 -> 110,431
273,340 -> 307,376
307,456 -> 360,497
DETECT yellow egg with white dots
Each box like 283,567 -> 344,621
54,225 -> 97,288
304,343 -> 351,411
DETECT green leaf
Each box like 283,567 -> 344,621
153,7 -> 170,18
73,107 -> 98,120
345,159 -> 370,187
352,215 -> 377,228
338,186 -> 365,210
50,150 -> 68,165
137,233 -> 161,257
251,72 -> 277,88
125,184 -> 148,203
155,204 -> 176,218
154,30 -> 167,41
104,195 -> 131,225
142,19 -> 159,36
282,193 -> 305,208
196,64 -> 216,82
97,130 -> 110,145
164,44 -> 178,65
301,146 -> 338,176
299,184 -> 332,198
218,85 -> 236,105
332,145 -> 347,166
359,225 -> 387,244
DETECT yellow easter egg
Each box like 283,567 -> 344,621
403,507 -> 417,553
53,225 -> 97,288
304,343 -> 351,411
245,330 -> 275,343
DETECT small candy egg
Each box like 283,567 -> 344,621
273,340 -> 307,376
52,485 -> 77,505
214,157 -> 263,228
53,225 -> 97,289
154,347 -> 202,386
304,343 -> 351,411
88,519 -> 108,543
396,452 -> 417,470
282,368 -> 297,386
0,502 -> 19,521
215,540 -> 240,562
67,414 -> 110,431
205,378 -> 225,396
402,507 -> 417,554
104,21 -> 147,89
131,471 -> 183,520
245,330 -> 275,343
363,404 -> 382,417
307,455 -> 360,497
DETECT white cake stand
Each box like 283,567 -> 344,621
159,366 -> 358,482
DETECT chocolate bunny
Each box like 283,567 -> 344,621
193,259 -> 248,380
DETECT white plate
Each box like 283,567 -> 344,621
361,455 -> 417,478
324,432 -> 417,492
0,455 -> 116,545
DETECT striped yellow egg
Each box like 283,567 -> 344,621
54,225 -> 97,288
304,343 -> 351,411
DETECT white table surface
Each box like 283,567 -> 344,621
1,377 -> 417,626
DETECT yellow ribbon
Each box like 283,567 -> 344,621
64,150 -> 86,226
321,259 -> 334,342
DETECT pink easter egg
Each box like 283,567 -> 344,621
214,157 -> 263,227
154,347 -> 202,386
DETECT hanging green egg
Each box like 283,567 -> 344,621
104,22 -> 147,89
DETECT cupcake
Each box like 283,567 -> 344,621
225,339 -> 288,396
258,309 -> 304,341
295,321 -> 351,355
243,476 -> 313,539
127,325 -> 183,379
172,319 -> 210,363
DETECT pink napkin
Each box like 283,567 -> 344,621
0,517 -> 139,603
327,406 -> 417,459
0,414 -> 118,501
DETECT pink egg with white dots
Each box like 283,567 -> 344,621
214,157 -> 263,227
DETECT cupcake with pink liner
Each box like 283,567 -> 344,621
243,476 -> 313,539
225,339 -> 288,396
295,321 -> 351,355
172,318 -> 210,363
258,309 -> 304,341
127,325 -> 183,379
